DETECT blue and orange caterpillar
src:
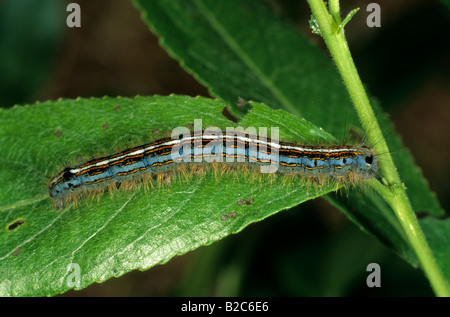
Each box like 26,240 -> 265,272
49,130 -> 378,207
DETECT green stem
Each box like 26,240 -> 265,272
307,0 -> 449,297
328,0 -> 341,24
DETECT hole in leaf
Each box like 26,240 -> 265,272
221,106 -> 238,123
7,219 -> 25,231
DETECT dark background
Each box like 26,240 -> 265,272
1,0 -> 448,296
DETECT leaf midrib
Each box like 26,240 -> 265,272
192,0 -> 299,115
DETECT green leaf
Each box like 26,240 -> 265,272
420,217 -> 450,283
134,0 -> 353,133
133,0 -> 446,267
1,95 -> 347,296
338,8 -> 360,33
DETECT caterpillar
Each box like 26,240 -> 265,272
48,129 -> 378,207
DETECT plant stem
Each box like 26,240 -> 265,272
306,0 -> 450,297
328,0 -> 341,24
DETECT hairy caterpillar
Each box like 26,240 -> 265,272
49,129 -> 378,208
